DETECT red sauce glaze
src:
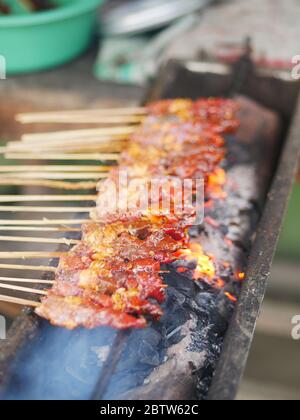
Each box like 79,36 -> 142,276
36,98 -> 240,330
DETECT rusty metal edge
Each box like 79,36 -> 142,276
208,93 -> 300,401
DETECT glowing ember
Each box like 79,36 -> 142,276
175,243 -> 216,283
207,168 -> 227,199
224,292 -> 237,303
177,267 -> 188,274
215,278 -> 225,288
236,272 -> 245,281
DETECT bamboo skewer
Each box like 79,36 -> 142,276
5,146 -> 125,155
17,106 -> 146,114
0,283 -> 48,296
0,266 -> 170,307
0,195 -> 97,203
0,179 -> 98,190
0,264 -> 57,272
18,115 -> 143,124
0,270 -> 169,296
0,236 -> 80,245
5,147 -> 123,156
5,147 -> 124,155
10,137 -> 126,149
0,226 -> 81,232
0,252 -> 65,259
0,271 -> 169,299
0,206 -> 93,213
4,152 -> 120,161
0,173 -> 108,180
21,126 -> 136,142
16,107 -> 146,123
0,107 -> 146,304
0,277 -> 55,285
10,147 -> 124,156
0,219 -> 90,226
0,294 -> 40,307
0,165 -> 113,173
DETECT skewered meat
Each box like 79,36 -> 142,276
147,98 -> 239,134
37,295 -> 148,330
36,98 -> 240,330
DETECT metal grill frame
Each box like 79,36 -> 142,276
0,59 -> 299,400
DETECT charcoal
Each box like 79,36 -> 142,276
195,292 -> 215,308
116,96 -> 281,400
138,341 -> 161,367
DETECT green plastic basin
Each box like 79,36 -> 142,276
0,0 -> 103,74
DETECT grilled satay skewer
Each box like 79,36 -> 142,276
0,99 -> 240,329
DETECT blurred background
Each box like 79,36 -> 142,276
0,0 -> 299,400
237,182 -> 300,400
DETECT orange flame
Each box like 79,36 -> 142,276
207,168 -> 227,199
175,243 -> 216,284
